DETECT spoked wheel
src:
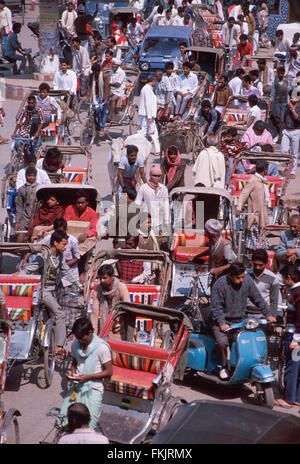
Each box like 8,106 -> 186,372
80,118 -> 96,147
0,410 -> 20,444
257,382 -> 275,409
44,327 -> 56,388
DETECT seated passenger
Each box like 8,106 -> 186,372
37,147 -> 64,174
16,152 -> 51,190
107,58 -> 127,123
137,214 -> 160,251
28,191 -> 65,241
15,166 -> 38,243
118,234 -> 151,284
175,63 -> 198,120
161,145 -> 186,193
91,264 -> 131,338
36,82 -> 62,127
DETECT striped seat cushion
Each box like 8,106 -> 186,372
225,110 -> 266,125
106,365 -> 157,400
0,276 -> 40,321
62,167 -> 87,184
42,122 -> 57,137
228,174 -> 283,207
5,296 -> 33,321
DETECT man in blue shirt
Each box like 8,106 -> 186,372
4,22 -> 27,74
117,145 -> 147,192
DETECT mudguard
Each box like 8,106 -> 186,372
250,364 -> 275,384
40,318 -> 55,349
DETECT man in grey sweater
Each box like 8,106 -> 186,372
210,262 -> 276,379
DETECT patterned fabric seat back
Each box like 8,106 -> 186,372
225,109 -> 266,125
62,167 -> 88,184
0,275 -> 41,321
212,30 -> 223,47
228,174 -> 283,207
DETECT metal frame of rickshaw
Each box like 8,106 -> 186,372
0,243 -> 56,445
97,301 -> 191,444
169,186 -> 236,298
36,145 -> 92,185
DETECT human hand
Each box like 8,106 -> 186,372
220,324 -> 230,332
75,374 -> 89,383
266,316 -> 276,323
78,233 -> 88,243
289,342 -> 299,351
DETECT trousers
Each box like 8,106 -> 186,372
283,333 -> 300,404
280,128 -> 300,175
175,94 -> 192,116
43,290 -> 66,347
137,115 -> 160,153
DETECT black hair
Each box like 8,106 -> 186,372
226,127 -> 238,137
12,23 -> 21,32
60,58 -> 70,66
25,166 -> 37,177
189,54 -> 197,61
157,5 -> 163,13
28,95 -> 36,103
250,69 -> 259,78
93,31 -> 103,41
98,264 -> 114,277
67,403 -> 91,432
276,29 -> 283,37
220,74 -> 228,83
243,75 -> 252,84
72,317 -> 94,338
122,183 -> 137,201
201,99 -> 211,108
104,49 -> 114,57
258,58 -> 266,65
72,36 -> 80,43
277,66 -> 285,74
125,234 -> 139,246
248,94 -> 258,106
127,145 -> 139,155
290,214 -> 300,223
24,153 -> 37,164
39,82 -> 50,92
235,68 -> 245,77
74,190 -> 88,201
253,120 -> 265,132
183,62 -> 192,69
260,144 -> 274,152
50,230 -> 68,246
178,6 -> 184,13
252,248 -> 268,264
281,261 -> 300,283
91,63 -> 101,73
240,34 -> 248,41
255,159 -> 268,173
179,42 -> 187,47
167,145 -> 178,156
165,61 -> 174,70
45,147 -> 62,160
53,217 -> 67,231
107,35 -> 116,45
229,262 -> 246,276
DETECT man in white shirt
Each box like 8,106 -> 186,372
221,17 -> 240,54
175,62 -> 198,119
258,58 -> 275,87
0,0 -> 12,56
16,153 -> 51,190
161,9 -> 173,26
228,68 -> 246,107
275,29 -> 290,53
154,70 -> 173,111
152,5 -> 165,26
108,58 -> 127,122
246,94 -> 262,128
138,75 -> 160,155
72,36 -> 91,96
172,6 -> 185,25
136,164 -> 170,234
165,61 -> 179,116
53,59 -> 77,96
61,1 -> 77,39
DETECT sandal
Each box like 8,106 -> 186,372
274,399 -> 293,409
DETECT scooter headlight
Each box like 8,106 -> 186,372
141,62 -> 149,71
245,318 -> 259,330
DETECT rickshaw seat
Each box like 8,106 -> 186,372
224,109 -> 266,125
105,338 -> 169,400
173,231 -> 231,262
228,174 -> 283,207
212,31 -> 223,47
174,246 -> 209,262
0,275 -> 40,321
126,284 -> 161,306
42,122 -> 57,137
62,167 -> 88,184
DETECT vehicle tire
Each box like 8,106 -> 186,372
0,411 -> 20,444
80,119 -> 95,147
277,341 -> 286,394
157,397 -> 185,432
258,383 -> 275,409
43,327 -> 56,388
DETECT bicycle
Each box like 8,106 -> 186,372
235,210 -> 259,266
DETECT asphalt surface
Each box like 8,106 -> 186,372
1,2 -> 300,445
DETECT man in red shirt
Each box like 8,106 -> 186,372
64,191 -> 98,279
233,34 -> 253,68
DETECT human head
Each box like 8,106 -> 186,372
67,403 -> 90,432
25,166 -> 37,184
277,66 -> 285,80
255,159 -> 268,176
50,230 -> 68,254
281,261 -> 300,288
72,36 -> 81,50
166,145 -> 179,163
77,3 -> 85,14
74,191 -> 89,215
165,61 -> 174,74
44,147 -> 63,172
239,34 -> 248,46
60,59 -> 69,72
218,74 -> 228,87
122,183 -> 137,202
178,6 -> 184,16
289,215 -> 300,237
104,49 -> 114,62
147,75 -> 156,87
139,213 -> 152,235
72,317 -> 94,347
149,164 -> 162,185
27,95 -> 36,110
228,262 -> 246,286
45,192 -> 61,208
206,134 -> 218,147
179,42 -> 187,54
235,68 -> 245,78
258,58 -> 267,71
249,69 -> 259,82
126,145 -> 138,165
251,248 -> 268,276
225,127 -> 238,141
112,57 -> 121,70
98,264 -> 115,290
157,5 -> 164,14
188,54 -> 197,67
243,75 -> 252,88
183,62 -> 191,76
204,219 -> 222,238
228,16 -> 235,28
13,23 -> 21,34
0,1 -> 5,9
248,94 -> 258,108
166,8 -> 172,19
276,29 -> 283,41
39,82 -> 51,100
155,70 -> 163,82
292,33 -> 300,45
183,14 -> 190,25
107,36 -> 116,48
91,63 -> 101,76
253,120 -> 266,136
24,153 -> 37,167
93,32 -> 103,44
53,217 -> 68,231
201,99 -> 211,114
289,45 -> 298,59
125,234 -> 138,249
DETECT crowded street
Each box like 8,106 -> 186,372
0,0 -> 300,446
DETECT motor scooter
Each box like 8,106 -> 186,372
184,313 -> 276,408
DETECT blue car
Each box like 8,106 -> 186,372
86,1 -> 129,39
139,26 -> 193,78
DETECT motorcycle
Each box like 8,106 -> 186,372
180,305 -> 276,408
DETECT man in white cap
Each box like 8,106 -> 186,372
138,75 -> 160,156
107,58 -> 127,122
193,218 -> 237,282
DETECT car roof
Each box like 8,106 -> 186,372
144,25 -> 193,39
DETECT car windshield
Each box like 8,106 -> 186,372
141,37 -> 185,58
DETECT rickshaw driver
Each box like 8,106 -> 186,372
19,230 -> 83,358
209,262 -> 276,380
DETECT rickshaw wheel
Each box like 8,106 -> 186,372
277,342 -> 286,394
80,119 -> 95,147
43,327 -> 56,388
157,397 -> 185,432
257,383 -> 275,409
0,411 -> 20,444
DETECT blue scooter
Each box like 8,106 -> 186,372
183,312 -> 276,408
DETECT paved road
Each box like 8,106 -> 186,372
1,4 -> 300,445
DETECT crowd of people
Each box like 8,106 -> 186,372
1,0 -> 300,444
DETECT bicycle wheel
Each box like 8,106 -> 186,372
44,327 -> 56,388
80,118 -> 96,147
277,339 -> 286,394
0,410 -> 20,444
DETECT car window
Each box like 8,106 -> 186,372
141,37 -> 187,57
